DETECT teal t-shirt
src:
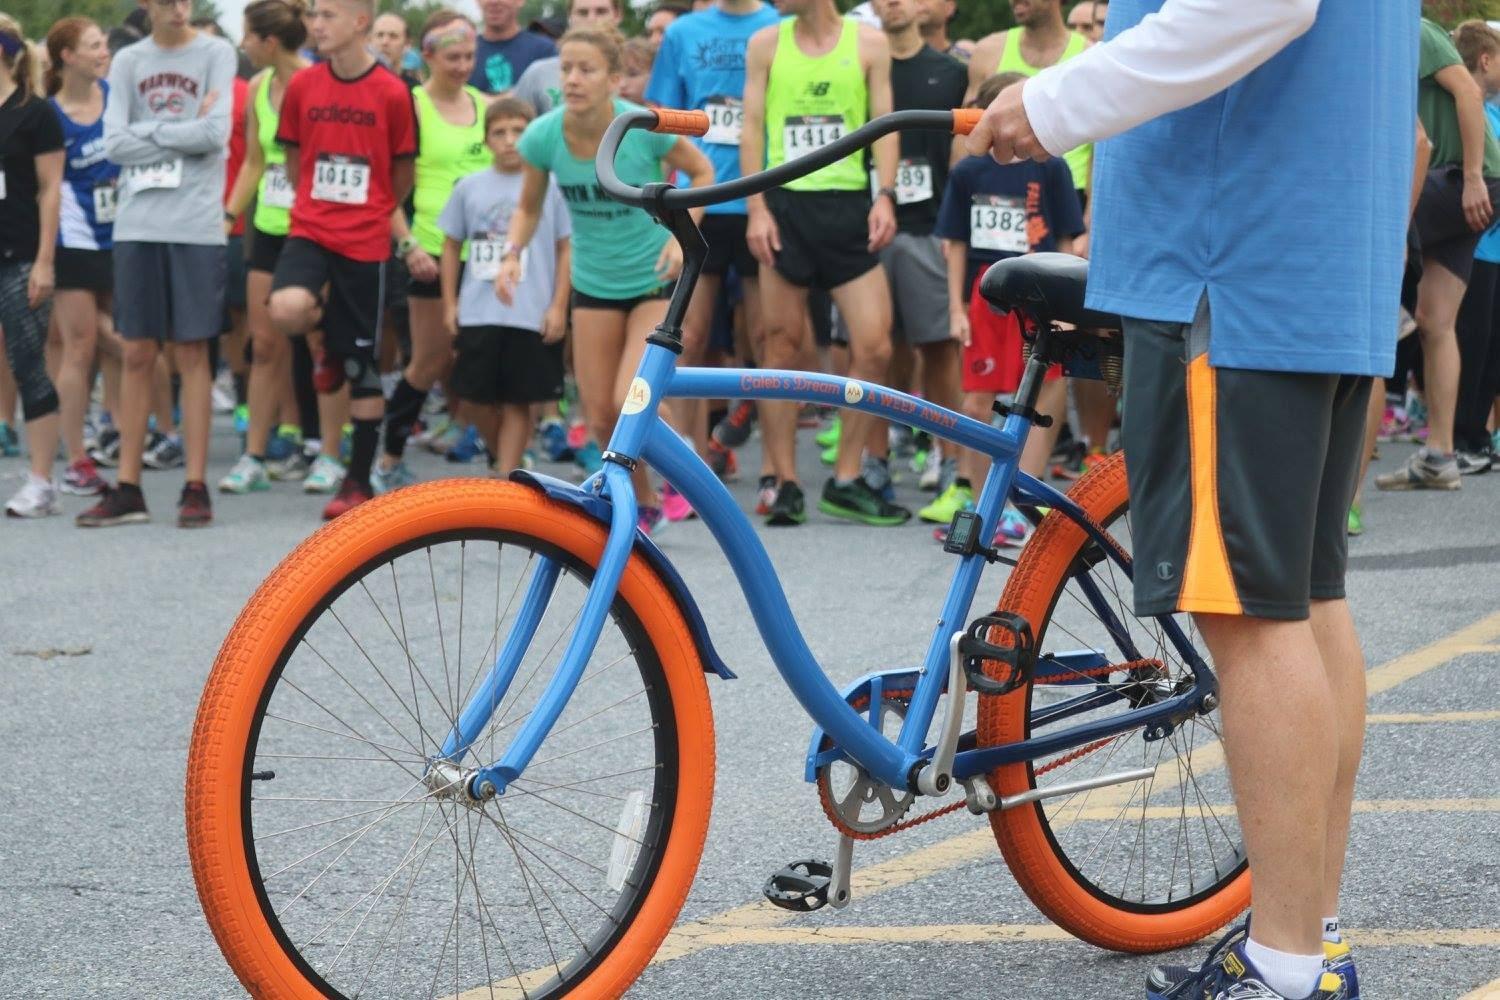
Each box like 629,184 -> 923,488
517,99 -> 677,299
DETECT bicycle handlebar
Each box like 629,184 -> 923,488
596,107 -> 985,212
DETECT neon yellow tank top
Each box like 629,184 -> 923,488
997,30 -> 1092,191
412,85 -> 491,256
765,17 -> 868,193
252,72 -> 292,237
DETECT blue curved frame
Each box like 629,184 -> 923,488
454,343 -> 1215,798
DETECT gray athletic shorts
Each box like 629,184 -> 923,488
1121,297 -> 1372,621
113,241 -> 227,344
833,231 -> 950,346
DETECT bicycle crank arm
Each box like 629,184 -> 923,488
827,834 -> 854,909
997,765 -> 1157,812
916,632 -> 968,797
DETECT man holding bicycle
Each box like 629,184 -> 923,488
969,1 -> 1417,999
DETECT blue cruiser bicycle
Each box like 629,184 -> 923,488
187,107 -> 1248,999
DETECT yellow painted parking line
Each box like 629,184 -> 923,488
1364,611 -> 1500,696
1460,976 -> 1500,1000
659,922 -> 1500,950
1368,710 -> 1500,724
1057,798 -> 1500,823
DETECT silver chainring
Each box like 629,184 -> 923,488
819,697 -> 916,834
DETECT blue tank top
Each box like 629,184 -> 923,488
51,80 -> 119,251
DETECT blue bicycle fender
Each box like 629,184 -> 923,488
509,469 -> 736,680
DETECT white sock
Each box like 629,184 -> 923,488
1245,938 -> 1326,998
1322,917 -> 1341,944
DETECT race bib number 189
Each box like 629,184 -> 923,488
969,194 -> 1029,254
783,115 -> 844,159
870,157 -> 933,205
311,154 -> 371,205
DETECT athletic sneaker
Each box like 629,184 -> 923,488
267,450 -> 310,482
814,415 -> 841,450
1346,501 -> 1363,537
5,475 -> 60,518
566,420 -> 589,451
713,400 -> 756,448
303,455 -> 347,494
1373,449 -> 1460,491
661,482 -> 694,522
232,403 -> 250,435
323,478 -> 372,520
996,506 -> 1031,545
60,457 -> 107,496
1493,429 -> 1500,454
918,445 -> 944,492
1455,449 -> 1492,475
0,421 -> 19,457
339,423 -> 353,464
637,504 -> 665,536
766,480 -> 806,526
446,425 -> 489,464
820,441 -> 838,466
755,474 -> 779,516
265,425 -> 303,462
143,432 -> 184,470
574,441 -> 604,476
219,455 -> 270,494
76,482 -> 150,526
538,418 -> 573,462
819,477 -> 911,527
1147,923 -> 1347,1000
860,456 -> 895,502
178,481 -> 213,528
1322,940 -> 1359,1000
88,426 -> 121,467
371,460 -> 416,495
211,370 -> 236,413
919,482 -> 973,524
707,440 -> 739,480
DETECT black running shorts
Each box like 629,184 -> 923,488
701,213 -> 759,278
765,188 -> 880,291
450,325 -> 565,405
1121,298 -> 1372,621
271,237 -> 385,362
55,247 -> 113,293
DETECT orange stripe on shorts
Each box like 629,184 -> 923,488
1181,354 -> 1243,615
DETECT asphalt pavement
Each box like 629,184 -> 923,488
0,413 -> 1496,999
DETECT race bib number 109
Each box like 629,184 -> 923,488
311,154 -> 371,205
703,98 -> 744,146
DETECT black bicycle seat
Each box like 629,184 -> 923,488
979,253 -> 1123,331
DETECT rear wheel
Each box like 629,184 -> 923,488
979,454 -> 1250,953
187,480 -> 716,998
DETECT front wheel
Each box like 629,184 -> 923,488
979,454 -> 1250,953
187,480 -> 716,999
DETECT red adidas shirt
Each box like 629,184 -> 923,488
277,60 -> 417,262
224,75 -> 248,238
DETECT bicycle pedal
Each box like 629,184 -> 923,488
763,859 -> 834,912
959,612 -> 1037,696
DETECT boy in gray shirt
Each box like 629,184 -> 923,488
438,97 -> 571,475
79,1 -> 236,529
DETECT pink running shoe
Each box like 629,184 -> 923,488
661,482 -> 695,522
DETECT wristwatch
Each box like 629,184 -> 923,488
876,186 -> 898,205
396,234 -> 419,256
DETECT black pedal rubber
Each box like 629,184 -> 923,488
763,859 -> 833,912
958,612 -> 1037,696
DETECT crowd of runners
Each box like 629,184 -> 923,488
0,0 -> 1495,536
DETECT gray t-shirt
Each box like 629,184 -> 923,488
512,57 -> 561,117
104,32 -> 236,245
437,168 -> 571,331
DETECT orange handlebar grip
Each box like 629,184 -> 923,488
952,108 -> 983,136
652,109 -> 711,137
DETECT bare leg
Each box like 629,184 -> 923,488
496,402 -> 531,474
1352,376 -> 1385,506
53,289 -> 101,463
828,267 -> 893,482
615,299 -> 671,505
244,269 -> 287,457
756,267 -> 812,485
0,336 -> 17,424
1307,599 -> 1365,917
680,272 -> 722,459
1072,376 -> 1116,451
174,339 -> 213,483
152,353 -> 176,436
1412,260 -> 1466,454
117,338 -> 160,484
1194,613 -> 1338,955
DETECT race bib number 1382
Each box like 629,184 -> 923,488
969,194 -> 1029,254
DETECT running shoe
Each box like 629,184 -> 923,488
323,478 -> 372,520
918,482 -> 974,524
860,456 -> 895,502
1146,923 -> 1347,1000
1323,940 -> 1359,1000
143,432 -> 184,470
713,400 -> 756,449
82,415 -> 103,454
265,425 -> 303,463
819,441 -> 838,466
5,475 -> 60,518
76,482 -> 150,527
814,415 -> 841,450
339,423 -> 353,465
267,450 -> 309,482
538,418 -> 573,462
232,404 -> 250,435
212,371 -> 236,414
918,445 -> 944,492
371,460 -> 416,495
661,482 -> 695,522
303,454 -> 347,494
88,426 -> 120,468
637,504 -> 665,536
178,481 -> 213,528
1455,449 -> 1492,475
1151,934 -> 1359,1000
996,505 -> 1031,545
574,441 -> 604,476
566,420 -> 590,451
766,480 -> 807,526
755,474 -> 778,515
707,440 -> 739,480
412,414 -> 451,449
60,457 -> 107,496
819,477 -> 911,527
446,424 -> 489,464
1346,501 -> 1364,537
218,454 -> 270,494
0,421 -> 19,457
1374,449 -> 1460,491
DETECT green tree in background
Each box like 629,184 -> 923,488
1425,0 -> 1500,27
13,0 -> 129,38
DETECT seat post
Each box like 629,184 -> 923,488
1012,322 -> 1057,415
